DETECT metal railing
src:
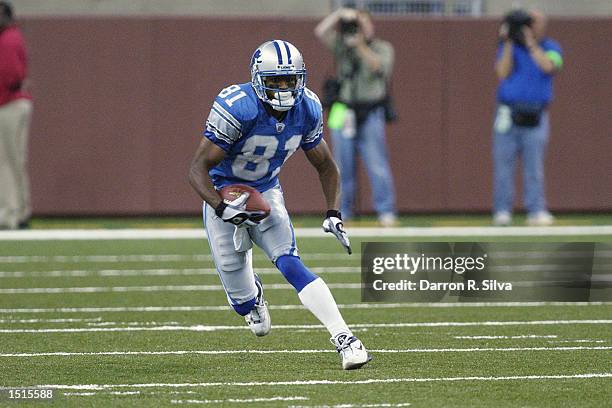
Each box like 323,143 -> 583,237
332,0 -> 485,16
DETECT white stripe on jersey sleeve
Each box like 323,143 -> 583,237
205,121 -> 233,145
212,102 -> 242,131
304,115 -> 323,144
206,104 -> 242,144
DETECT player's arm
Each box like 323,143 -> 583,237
305,140 -> 352,254
188,138 -> 226,208
189,138 -> 262,226
304,140 -> 340,210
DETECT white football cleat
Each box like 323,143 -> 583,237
493,211 -> 512,226
244,275 -> 271,337
527,211 -> 554,226
378,213 -> 399,228
331,333 -> 371,370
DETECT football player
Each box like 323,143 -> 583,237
189,40 -> 370,370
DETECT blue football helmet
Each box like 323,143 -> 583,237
250,40 -> 307,111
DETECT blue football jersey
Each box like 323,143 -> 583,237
203,83 -> 323,192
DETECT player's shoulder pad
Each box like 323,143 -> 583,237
213,83 -> 259,125
301,87 -> 323,118
206,83 -> 258,146
301,87 -> 324,147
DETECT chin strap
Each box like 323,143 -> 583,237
269,91 -> 295,111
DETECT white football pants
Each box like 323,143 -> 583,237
203,186 -> 298,306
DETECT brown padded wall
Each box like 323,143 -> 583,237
19,17 -> 612,215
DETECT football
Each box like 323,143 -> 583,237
220,184 -> 271,218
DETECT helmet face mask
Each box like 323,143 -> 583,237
251,40 -> 307,112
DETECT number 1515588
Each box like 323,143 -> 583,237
2,388 -> 55,400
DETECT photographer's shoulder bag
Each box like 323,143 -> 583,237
322,76 -> 341,110
510,102 -> 545,127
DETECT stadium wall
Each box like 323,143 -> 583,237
19,17 -> 612,215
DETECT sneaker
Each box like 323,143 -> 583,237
331,333 -> 371,370
378,213 -> 398,228
492,211 -> 512,226
527,211 -> 554,226
244,274 -> 271,337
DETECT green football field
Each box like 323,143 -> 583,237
0,229 -> 611,407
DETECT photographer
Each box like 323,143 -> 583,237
492,9 -> 563,226
315,8 -> 397,227
0,1 -> 32,230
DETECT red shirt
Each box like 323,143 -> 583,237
0,24 -> 31,106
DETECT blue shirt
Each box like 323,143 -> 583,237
203,83 -> 323,192
496,38 -> 562,106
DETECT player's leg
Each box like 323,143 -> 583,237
522,113 -> 552,225
0,101 -> 21,229
330,128 -> 357,220
251,187 -> 370,369
14,100 -> 33,227
492,115 -> 520,225
356,107 -> 397,226
203,203 -> 270,336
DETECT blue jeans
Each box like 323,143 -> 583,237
331,107 -> 396,219
493,106 -> 550,215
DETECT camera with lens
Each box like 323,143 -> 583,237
503,9 -> 533,46
340,18 -> 359,36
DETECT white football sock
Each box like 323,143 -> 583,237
298,278 -> 352,338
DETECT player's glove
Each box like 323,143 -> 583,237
323,209 -> 352,255
215,192 -> 265,228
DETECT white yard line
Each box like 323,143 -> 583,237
454,335 -> 558,340
0,267 -> 360,278
171,396 -> 308,404
155,391 -> 197,395
0,226 -> 611,241
86,321 -> 179,327
288,404 -> 411,408
1,346 -> 611,358
6,264 -> 611,278
0,253 -> 350,264
0,283 -> 361,294
63,392 -> 97,396
109,391 -> 141,395
1,302 -> 610,314
0,320 -> 610,334
64,391 -> 141,396
36,373 -> 612,390
0,317 -> 102,324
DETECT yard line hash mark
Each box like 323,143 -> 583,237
1,225 -> 611,241
170,396 -> 309,404
0,283 -> 362,294
454,335 -> 558,340
0,266 -> 360,278
1,302 -> 609,314
36,373 -> 612,390
289,404 -> 411,408
1,346 -> 611,358
0,252 -> 348,264
0,320 -> 610,333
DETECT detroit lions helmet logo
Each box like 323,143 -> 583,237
250,49 -> 263,68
